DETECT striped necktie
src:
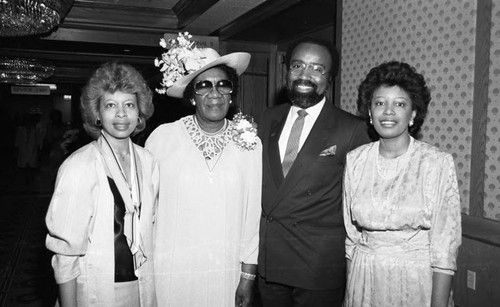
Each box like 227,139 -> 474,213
282,109 -> 308,177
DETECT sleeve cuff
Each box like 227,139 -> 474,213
52,254 -> 81,284
432,267 -> 455,276
345,245 -> 355,261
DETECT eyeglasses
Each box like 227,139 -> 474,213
289,62 -> 328,77
194,80 -> 233,96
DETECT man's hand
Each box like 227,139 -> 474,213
235,278 -> 254,307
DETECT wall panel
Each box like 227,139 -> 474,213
485,0 -> 500,220
340,0 -> 476,214
454,237 -> 500,306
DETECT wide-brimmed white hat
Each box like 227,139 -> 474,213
166,48 -> 251,98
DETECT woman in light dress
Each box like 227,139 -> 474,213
146,42 -> 261,307
343,61 -> 461,307
46,62 -> 158,306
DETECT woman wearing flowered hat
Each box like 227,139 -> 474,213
146,33 -> 261,307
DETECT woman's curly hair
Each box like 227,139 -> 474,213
357,61 -> 431,138
80,61 -> 154,139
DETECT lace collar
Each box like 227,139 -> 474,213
183,115 -> 234,160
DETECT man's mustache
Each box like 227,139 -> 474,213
292,80 -> 317,90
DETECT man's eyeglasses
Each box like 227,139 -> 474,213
194,80 -> 233,96
289,62 -> 328,77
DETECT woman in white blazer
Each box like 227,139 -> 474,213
46,62 -> 158,307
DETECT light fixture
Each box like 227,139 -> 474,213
17,82 -> 57,90
0,57 -> 55,84
0,0 -> 74,37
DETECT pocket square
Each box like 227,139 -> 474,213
319,145 -> 337,156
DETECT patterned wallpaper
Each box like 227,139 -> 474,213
486,0 -> 500,220
340,0 -> 477,216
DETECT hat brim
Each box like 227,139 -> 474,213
166,52 -> 251,98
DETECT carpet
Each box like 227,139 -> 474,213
0,194 -> 57,307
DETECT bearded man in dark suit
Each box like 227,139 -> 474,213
257,38 -> 370,307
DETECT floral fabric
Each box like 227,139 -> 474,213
343,138 -> 461,307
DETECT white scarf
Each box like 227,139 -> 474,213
95,132 -> 147,275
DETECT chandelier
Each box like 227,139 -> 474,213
0,57 -> 55,83
0,0 -> 74,37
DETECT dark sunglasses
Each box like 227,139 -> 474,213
194,80 -> 233,96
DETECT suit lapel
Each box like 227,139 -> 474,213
275,101 -> 337,202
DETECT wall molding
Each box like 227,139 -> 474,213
469,0 -> 492,217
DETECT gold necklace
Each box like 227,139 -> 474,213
204,152 -> 224,184
117,152 -> 129,162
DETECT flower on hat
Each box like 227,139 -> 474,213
154,32 -> 207,94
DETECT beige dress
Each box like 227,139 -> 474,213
343,137 -> 461,307
145,116 -> 262,307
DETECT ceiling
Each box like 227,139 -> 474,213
0,0 -> 336,90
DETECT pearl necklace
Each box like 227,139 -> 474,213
193,115 -> 227,136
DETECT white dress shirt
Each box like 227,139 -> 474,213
278,97 -> 326,162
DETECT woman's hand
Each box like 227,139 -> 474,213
58,278 -> 77,307
431,272 -> 452,307
235,278 -> 254,307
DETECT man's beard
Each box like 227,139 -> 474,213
287,80 -> 324,108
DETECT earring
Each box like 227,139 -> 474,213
191,99 -> 196,106
369,118 -> 372,125
409,119 -> 414,127
138,117 -> 142,124
229,100 -> 232,104
95,118 -> 102,127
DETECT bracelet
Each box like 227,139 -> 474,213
241,272 -> 256,280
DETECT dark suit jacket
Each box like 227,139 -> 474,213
258,100 -> 370,290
